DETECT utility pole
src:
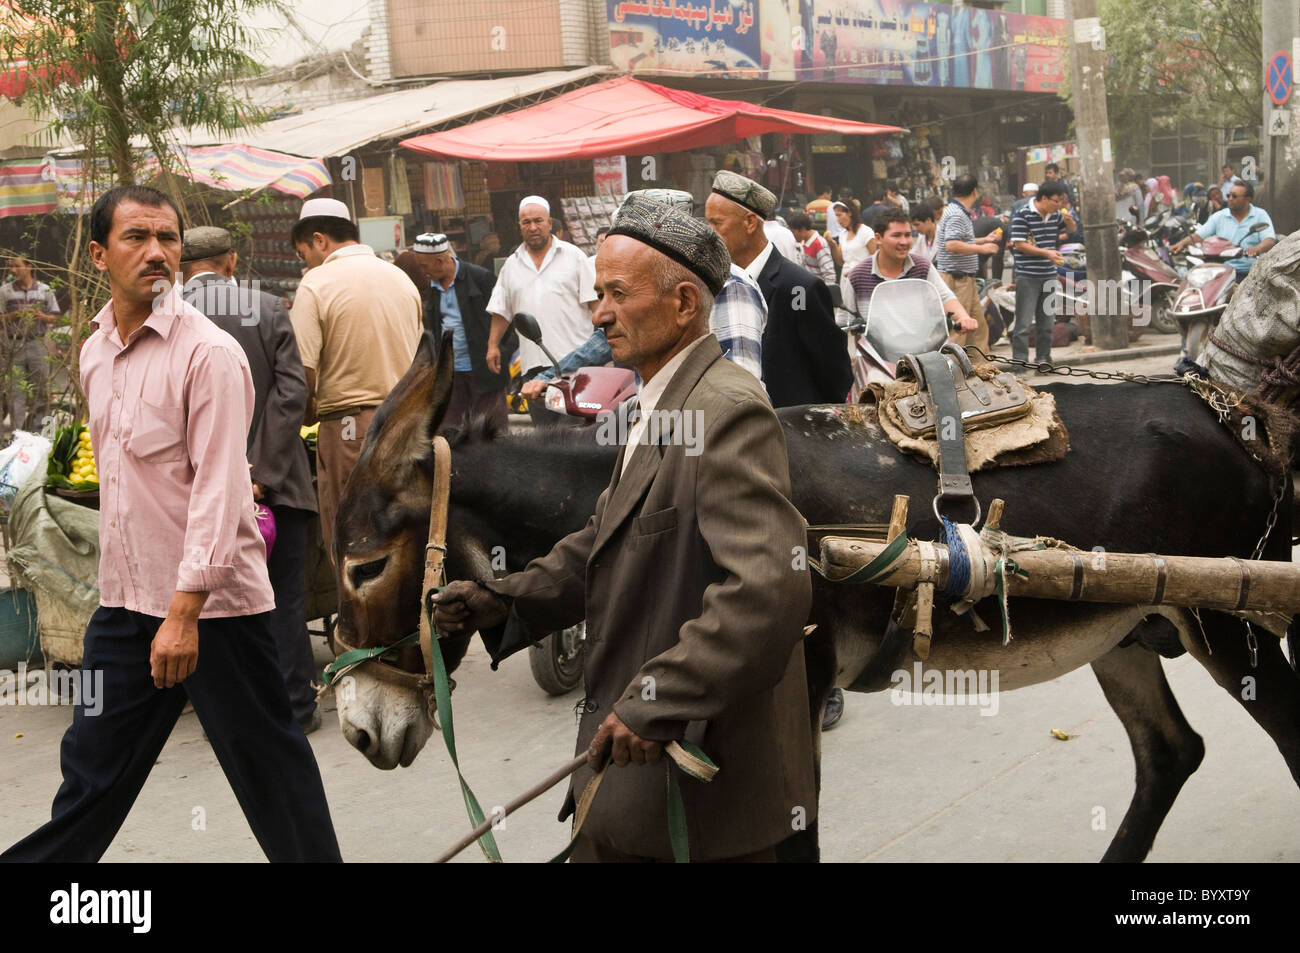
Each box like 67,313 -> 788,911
1066,0 -> 1126,349
1262,0 -> 1299,235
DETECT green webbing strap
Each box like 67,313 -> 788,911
811,530 -> 910,586
424,591 -> 503,863
320,631 -> 420,686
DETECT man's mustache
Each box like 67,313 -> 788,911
140,266 -> 170,278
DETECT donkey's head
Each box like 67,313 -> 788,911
331,331 -> 468,768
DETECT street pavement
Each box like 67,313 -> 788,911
3,331 -> 1294,864
1,628 -> 1296,863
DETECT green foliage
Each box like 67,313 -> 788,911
0,0 -> 282,420
1059,0 -> 1263,164
0,0 -> 279,183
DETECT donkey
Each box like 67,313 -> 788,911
332,334 -> 1300,862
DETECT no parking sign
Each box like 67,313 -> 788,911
1267,51 -> 1292,106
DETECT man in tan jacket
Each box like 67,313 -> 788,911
434,195 -> 816,862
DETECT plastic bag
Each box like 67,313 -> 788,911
0,431 -> 52,515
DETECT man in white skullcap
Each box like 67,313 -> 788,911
485,195 -> 597,422
288,197 -> 421,561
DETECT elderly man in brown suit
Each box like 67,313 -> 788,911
434,194 -> 817,863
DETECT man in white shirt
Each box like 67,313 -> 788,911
763,217 -> 801,264
485,196 -> 597,386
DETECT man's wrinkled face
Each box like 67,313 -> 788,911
519,204 -> 552,251
89,200 -> 181,307
704,193 -> 752,260
417,250 -> 455,285
592,236 -> 681,373
879,221 -> 913,262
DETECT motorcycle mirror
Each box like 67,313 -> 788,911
512,312 -> 564,380
512,312 -> 544,344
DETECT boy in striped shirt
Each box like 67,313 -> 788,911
1009,179 -> 1074,364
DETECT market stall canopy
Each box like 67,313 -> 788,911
399,76 -> 905,161
176,66 -> 613,159
36,145 -> 331,215
0,156 -> 56,218
174,144 -> 330,198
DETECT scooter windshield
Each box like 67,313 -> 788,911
864,278 -> 950,363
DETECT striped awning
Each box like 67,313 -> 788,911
25,144 -> 332,216
174,144 -> 331,199
0,157 -> 57,218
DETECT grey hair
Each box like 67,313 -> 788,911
649,253 -> 715,318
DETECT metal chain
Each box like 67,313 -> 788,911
970,345 -> 1287,669
966,347 -> 1187,386
1250,474 -> 1285,561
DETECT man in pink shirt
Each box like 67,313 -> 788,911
1,186 -> 340,863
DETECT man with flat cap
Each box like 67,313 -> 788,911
180,226 -> 322,734
411,231 -> 513,434
434,194 -> 817,862
706,171 -> 851,408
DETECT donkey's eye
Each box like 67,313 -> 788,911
350,556 -> 388,589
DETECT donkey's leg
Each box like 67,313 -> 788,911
1182,611 -> 1300,787
1090,631 -> 1205,863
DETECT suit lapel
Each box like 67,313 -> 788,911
589,337 -> 723,560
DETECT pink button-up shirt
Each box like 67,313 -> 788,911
81,289 -> 275,618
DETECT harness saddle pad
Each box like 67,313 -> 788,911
869,361 -> 1070,472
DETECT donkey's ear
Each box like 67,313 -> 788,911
425,331 -> 456,438
364,330 -> 456,471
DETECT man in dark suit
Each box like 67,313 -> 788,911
411,232 -> 515,434
705,171 -> 851,409
180,226 -> 322,734
432,196 -> 817,862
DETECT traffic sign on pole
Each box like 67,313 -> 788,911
1267,51 -> 1292,106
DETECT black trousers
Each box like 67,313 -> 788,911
268,506 -> 317,723
0,607 -> 341,863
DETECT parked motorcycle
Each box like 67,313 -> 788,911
511,312 -> 636,423
844,278 -> 950,397
1051,243 -> 1148,342
1172,223 -> 1269,362
1117,219 -> 1181,333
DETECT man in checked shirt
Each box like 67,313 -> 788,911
1,186 -> 340,863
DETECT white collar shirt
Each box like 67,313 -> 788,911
620,334 -> 712,478
744,241 -> 777,284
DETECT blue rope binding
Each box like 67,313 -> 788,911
942,515 -> 971,600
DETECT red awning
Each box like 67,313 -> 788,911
401,76 -> 903,161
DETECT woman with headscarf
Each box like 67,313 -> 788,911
1143,177 -> 1158,216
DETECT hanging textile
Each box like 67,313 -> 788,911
423,161 -> 463,212
389,153 -> 412,216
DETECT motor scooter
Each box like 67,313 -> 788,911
1051,243 -> 1149,342
509,312 -> 637,694
1171,222 -> 1269,362
511,312 -> 636,424
1118,217 -> 1181,333
844,278 -> 950,399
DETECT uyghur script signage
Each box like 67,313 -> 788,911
608,0 -> 762,77
611,0 -> 1067,92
